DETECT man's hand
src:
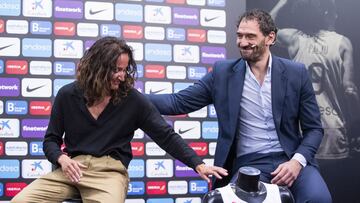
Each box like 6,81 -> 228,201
58,154 -> 87,183
195,164 -> 228,183
270,159 -> 302,187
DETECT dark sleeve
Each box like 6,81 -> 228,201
137,93 -> 203,170
296,65 -> 324,162
147,70 -> 214,115
43,88 -> 65,166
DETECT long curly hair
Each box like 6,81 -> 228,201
76,37 -> 137,106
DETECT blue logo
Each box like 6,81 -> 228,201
54,61 -> 75,75
207,0 -> 225,7
5,100 -> 28,115
147,198 -> 173,203
0,0 -> 21,16
128,159 -> 144,178
22,38 -> 52,57
53,79 -> 74,96
166,28 -> 185,41
188,66 -> 207,80
208,104 -> 217,118
127,181 -> 145,195
174,82 -> 192,93
0,182 -> 3,196
30,141 -> 44,156
100,24 -> 121,37
189,180 -> 208,194
145,43 -> 172,62
202,121 -> 218,139
136,64 -> 143,78
0,159 -> 20,179
115,3 -> 143,22
0,60 -> 3,74
30,21 -> 52,35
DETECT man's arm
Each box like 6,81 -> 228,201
139,94 -> 227,182
272,65 -> 323,187
341,36 -> 359,101
148,70 -> 214,115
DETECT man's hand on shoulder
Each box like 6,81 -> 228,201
195,163 -> 228,183
58,154 -> 87,183
270,159 -> 302,187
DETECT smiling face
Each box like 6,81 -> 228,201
111,53 -> 129,90
236,19 -> 275,63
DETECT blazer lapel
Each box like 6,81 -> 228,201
271,56 -> 287,131
228,60 -> 246,140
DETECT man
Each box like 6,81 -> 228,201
11,37 -> 227,203
270,0 -> 360,160
148,9 -> 331,202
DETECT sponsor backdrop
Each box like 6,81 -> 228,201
0,0 -> 245,202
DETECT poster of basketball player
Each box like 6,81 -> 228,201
244,0 -> 360,202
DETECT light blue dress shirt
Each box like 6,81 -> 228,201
236,54 -> 306,167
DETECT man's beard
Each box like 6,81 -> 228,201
239,39 -> 266,63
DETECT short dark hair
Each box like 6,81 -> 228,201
76,37 -> 137,106
237,9 -> 278,36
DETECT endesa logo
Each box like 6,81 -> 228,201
22,38 -> 52,57
187,29 -> 206,43
30,101 -> 52,116
189,142 -> 208,156
115,3 -> 143,22
145,43 -> 172,62
0,159 -> 20,179
202,121 -> 218,139
5,182 -> 27,197
127,181 -> 145,195
54,22 -> 75,36
145,65 -> 165,79
176,197 -> 201,203
6,60 -> 28,75
146,181 -> 167,195
123,25 -> 143,39
0,0 -> 21,16
131,142 -> 144,156
207,0 -> 225,7
128,159 -> 144,178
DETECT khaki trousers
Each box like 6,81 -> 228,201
11,155 -> 129,203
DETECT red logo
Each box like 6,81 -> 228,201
54,22 -> 75,36
131,142 -> 144,156
29,101 -> 52,115
187,29 -> 206,43
0,141 -> 3,156
0,19 -> 4,33
189,142 -> 208,156
169,114 -> 187,118
123,25 -> 143,39
5,182 -> 27,197
166,0 -> 185,4
5,60 -> 28,75
146,181 -> 167,195
145,65 -> 165,79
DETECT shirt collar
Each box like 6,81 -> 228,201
245,53 -> 272,78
